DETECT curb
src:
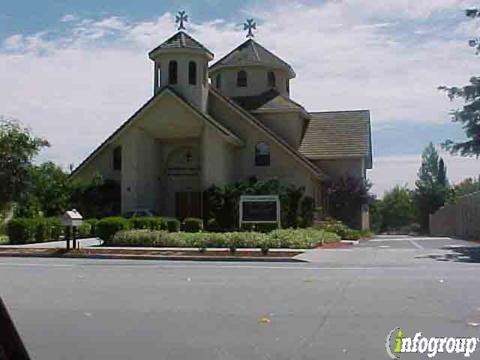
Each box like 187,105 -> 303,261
0,252 -> 306,263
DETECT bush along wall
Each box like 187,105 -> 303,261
203,177 -> 316,231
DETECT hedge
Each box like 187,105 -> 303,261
97,217 -> 131,243
182,218 -> 203,233
111,228 -> 340,251
6,217 -> 62,244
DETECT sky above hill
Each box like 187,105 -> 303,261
1,0 -> 479,196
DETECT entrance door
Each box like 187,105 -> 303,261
175,192 -> 202,220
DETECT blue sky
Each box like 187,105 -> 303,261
0,0 -> 479,196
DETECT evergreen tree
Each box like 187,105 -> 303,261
415,143 -> 449,232
439,9 -> 480,157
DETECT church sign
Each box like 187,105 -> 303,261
239,195 -> 281,228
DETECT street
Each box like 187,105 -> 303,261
1,236 -> 480,359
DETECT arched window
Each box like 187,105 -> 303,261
156,65 -> 161,87
113,146 -> 122,171
255,142 -> 270,166
188,61 -> 197,85
215,74 -> 222,89
237,70 -> 247,87
267,71 -> 276,88
169,60 -> 178,85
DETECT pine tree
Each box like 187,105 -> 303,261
439,9 -> 480,157
415,143 -> 449,232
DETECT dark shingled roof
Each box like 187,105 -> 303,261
299,110 -> 372,168
232,89 -> 305,112
149,31 -> 213,58
209,39 -> 295,77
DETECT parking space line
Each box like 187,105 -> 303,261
409,240 -> 425,250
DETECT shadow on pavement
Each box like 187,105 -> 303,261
419,246 -> 480,263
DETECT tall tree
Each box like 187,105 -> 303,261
377,186 -> 417,232
439,9 -> 480,157
15,162 -> 71,217
415,143 -> 449,232
0,118 -> 49,211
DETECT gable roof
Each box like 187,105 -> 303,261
208,87 -> 329,180
209,39 -> 295,77
299,110 -> 372,168
149,31 -> 214,58
231,89 -> 307,115
71,87 -> 242,178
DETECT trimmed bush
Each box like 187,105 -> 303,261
85,218 -> 99,237
183,218 -> 204,233
34,219 -> 50,242
6,218 -> 36,244
163,217 -> 180,232
0,235 -> 8,245
77,222 -> 92,238
97,217 -> 130,243
47,217 -> 63,240
109,228 -> 339,250
129,217 -> 166,231
315,218 -> 351,239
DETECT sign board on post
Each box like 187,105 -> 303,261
239,195 -> 281,228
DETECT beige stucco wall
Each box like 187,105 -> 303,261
72,143 -> 121,184
209,67 -> 290,98
207,92 -> 317,198
254,112 -> 305,149
152,51 -> 210,111
314,158 -> 365,179
201,125 -> 235,188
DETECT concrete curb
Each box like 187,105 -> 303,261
0,252 -> 306,263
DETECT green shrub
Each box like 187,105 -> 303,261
163,217 -> 180,232
34,218 -> 51,242
299,196 -> 315,228
97,217 -> 130,243
77,222 -> 92,238
315,218 -> 351,239
47,217 -> 63,240
6,218 -> 36,244
205,218 -> 221,232
183,218 -> 204,233
0,235 -> 8,245
85,218 -> 99,237
108,228 -> 339,250
129,217 -> 165,231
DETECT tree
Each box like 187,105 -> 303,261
439,9 -> 480,157
448,175 -> 480,202
415,143 -> 449,232
326,176 -> 374,229
15,162 -> 71,217
378,186 -> 417,232
0,118 -> 49,211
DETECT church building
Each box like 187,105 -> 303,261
71,18 -> 373,229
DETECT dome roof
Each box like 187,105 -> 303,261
209,39 -> 295,78
149,31 -> 214,60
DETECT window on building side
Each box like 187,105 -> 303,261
237,70 -> 247,87
286,80 -> 290,94
113,146 -> 122,171
169,60 -> 178,85
255,142 -> 270,166
156,65 -> 161,87
267,71 -> 276,88
215,74 -> 222,89
188,61 -> 197,85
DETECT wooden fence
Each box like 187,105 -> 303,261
430,191 -> 480,240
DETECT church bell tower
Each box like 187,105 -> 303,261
148,12 -> 214,112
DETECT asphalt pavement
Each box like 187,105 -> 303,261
1,236 -> 480,360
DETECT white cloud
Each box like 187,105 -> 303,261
61,14 -> 77,23
0,0 -> 479,193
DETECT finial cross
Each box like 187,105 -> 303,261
243,19 -> 256,38
176,11 -> 188,31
